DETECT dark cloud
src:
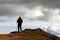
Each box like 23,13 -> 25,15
0,5 -> 26,17
0,0 -> 59,21
19,0 -> 60,8
0,0 -> 60,8
0,5 -> 14,17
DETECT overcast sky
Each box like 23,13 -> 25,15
0,0 -> 60,21
0,0 -> 60,37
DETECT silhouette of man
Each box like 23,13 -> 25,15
17,17 -> 23,32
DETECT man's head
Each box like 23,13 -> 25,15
19,16 -> 21,19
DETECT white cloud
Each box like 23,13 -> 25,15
0,21 -> 16,27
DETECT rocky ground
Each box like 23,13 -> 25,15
0,28 -> 60,40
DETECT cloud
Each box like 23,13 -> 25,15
0,0 -> 60,8
0,0 -> 60,9
0,0 -> 60,21
0,4 -> 26,17
0,4 -> 59,21
18,0 -> 60,9
47,22 -> 60,37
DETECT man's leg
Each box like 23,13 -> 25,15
18,25 -> 19,32
20,24 -> 22,32
20,26 -> 22,32
18,27 -> 19,32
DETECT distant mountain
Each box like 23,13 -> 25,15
0,28 -> 60,40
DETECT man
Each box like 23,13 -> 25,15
17,17 -> 23,32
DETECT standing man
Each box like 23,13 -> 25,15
17,17 -> 23,32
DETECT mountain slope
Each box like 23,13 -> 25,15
0,28 -> 60,40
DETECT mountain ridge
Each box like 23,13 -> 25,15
0,28 -> 60,40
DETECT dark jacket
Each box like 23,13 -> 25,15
17,17 -> 23,24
